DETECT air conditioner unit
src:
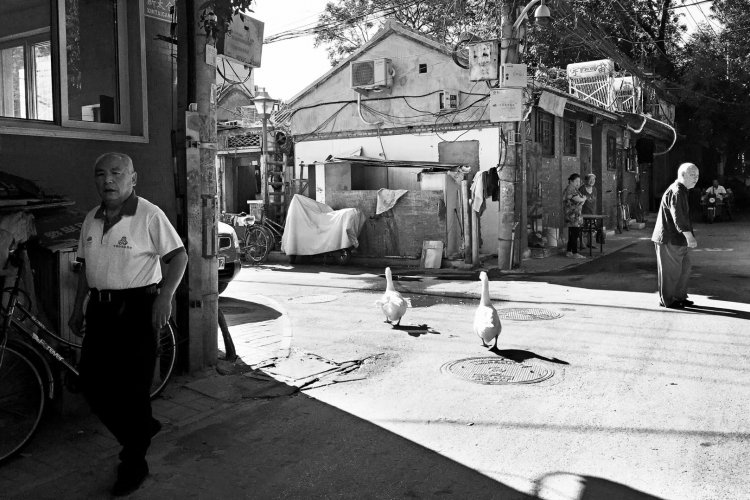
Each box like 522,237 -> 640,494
350,58 -> 392,91
439,89 -> 459,112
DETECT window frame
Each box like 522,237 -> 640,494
536,110 -> 555,157
563,119 -> 577,156
0,28 -> 53,122
606,132 -> 617,170
0,0 -> 147,142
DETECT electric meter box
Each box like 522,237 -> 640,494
468,41 -> 498,81
500,64 -> 527,88
439,89 -> 459,112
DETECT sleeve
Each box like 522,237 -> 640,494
148,210 -> 185,261
76,216 -> 88,263
669,188 -> 692,233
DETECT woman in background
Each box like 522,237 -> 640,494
579,174 -> 597,248
563,173 -> 587,259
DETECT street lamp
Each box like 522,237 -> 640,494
253,87 -> 278,209
512,0 -> 551,31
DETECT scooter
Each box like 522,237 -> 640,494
704,195 -> 718,224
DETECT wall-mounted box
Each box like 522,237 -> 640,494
468,42 -> 498,81
500,64 -> 527,88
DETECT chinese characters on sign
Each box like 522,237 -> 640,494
145,0 -> 174,23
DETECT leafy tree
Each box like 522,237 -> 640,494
676,0 -> 750,178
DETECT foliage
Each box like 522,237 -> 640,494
312,0 -> 687,74
199,0 -> 257,37
675,0 -> 750,174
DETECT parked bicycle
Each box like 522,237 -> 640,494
0,243 -> 177,463
243,206 -> 285,265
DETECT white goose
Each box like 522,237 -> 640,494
473,271 -> 501,349
376,267 -> 409,326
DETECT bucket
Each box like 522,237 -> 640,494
544,227 -> 559,248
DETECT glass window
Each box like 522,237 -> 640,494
536,111 -> 555,156
64,0 -> 120,124
607,133 -> 617,170
0,0 -> 137,134
563,119 -> 577,156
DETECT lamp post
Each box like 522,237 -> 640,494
496,0 -> 551,269
253,87 -> 278,209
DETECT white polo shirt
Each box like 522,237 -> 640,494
78,195 -> 184,290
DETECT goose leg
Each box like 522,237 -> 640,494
493,336 -> 499,350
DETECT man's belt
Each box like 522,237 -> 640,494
89,284 -> 159,303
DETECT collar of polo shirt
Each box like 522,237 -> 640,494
95,191 -> 138,233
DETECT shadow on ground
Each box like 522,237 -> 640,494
218,296 -> 281,325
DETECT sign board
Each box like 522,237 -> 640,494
538,90 -> 567,117
468,41 -> 498,81
500,64 -> 527,88
144,0 -> 174,23
489,88 -> 524,122
566,59 -> 614,79
217,15 -> 264,68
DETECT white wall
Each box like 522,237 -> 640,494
296,126 -> 501,254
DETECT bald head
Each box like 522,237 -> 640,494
94,152 -> 137,208
677,163 -> 699,189
95,152 -> 134,174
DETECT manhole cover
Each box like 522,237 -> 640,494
288,295 -> 338,304
441,357 -> 554,385
498,308 -> 562,321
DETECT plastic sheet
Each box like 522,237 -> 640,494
281,195 -> 366,256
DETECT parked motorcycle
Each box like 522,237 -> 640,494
704,194 -> 718,224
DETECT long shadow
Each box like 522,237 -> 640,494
681,304 -> 750,320
218,296 -> 281,325
490,348 -> 570,365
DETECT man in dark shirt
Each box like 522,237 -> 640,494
651,162 -> 699,309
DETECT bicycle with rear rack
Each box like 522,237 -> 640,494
0,243 -> 178,463
242,206 -> 285,265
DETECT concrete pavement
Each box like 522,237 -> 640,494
3,216 -> 749,499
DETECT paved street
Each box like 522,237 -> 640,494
2,214 -> 749,499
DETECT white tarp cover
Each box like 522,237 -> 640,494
281,194 -> 366,256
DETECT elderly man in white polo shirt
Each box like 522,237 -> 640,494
69,152 -> 187,496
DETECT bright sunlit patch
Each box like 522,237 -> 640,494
692,248 -> 734,252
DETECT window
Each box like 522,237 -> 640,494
418,63 -> 427,74
536,111 -> 555,156
563,119 -> 577,156
0,0 -> 143,137
606,133 -> 617,170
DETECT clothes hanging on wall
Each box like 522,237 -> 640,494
470,172 -> 486,215
487,167 -> 500,201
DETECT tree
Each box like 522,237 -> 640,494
312,0 -> 687,75
676,0 -> 750,178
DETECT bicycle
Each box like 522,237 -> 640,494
243,205 -> 285,265
616,189 -> 630,233
0,243 -> 177,463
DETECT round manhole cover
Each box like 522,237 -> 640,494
288,295 -> 338,304
441,357 -> 554,385
498,308 -> 562,321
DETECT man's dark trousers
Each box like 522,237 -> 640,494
654,242 -> 691,307
80,291 -> 158,467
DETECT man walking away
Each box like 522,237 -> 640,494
69,152 -> 187,496
652,162 -> 699,309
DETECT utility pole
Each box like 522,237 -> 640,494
182,0 -> 219,371
497,1 -> 520,270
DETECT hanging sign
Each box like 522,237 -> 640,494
489,88 -> 524,122
144,0 -> 174,23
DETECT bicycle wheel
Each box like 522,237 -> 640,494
243,226 -> 271,264
259,224 -> 277,252
150,321 -> 176,399
0,346 -> 45,463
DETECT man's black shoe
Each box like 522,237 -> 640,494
112,461 -> 149,497
680,299 -> 695,307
